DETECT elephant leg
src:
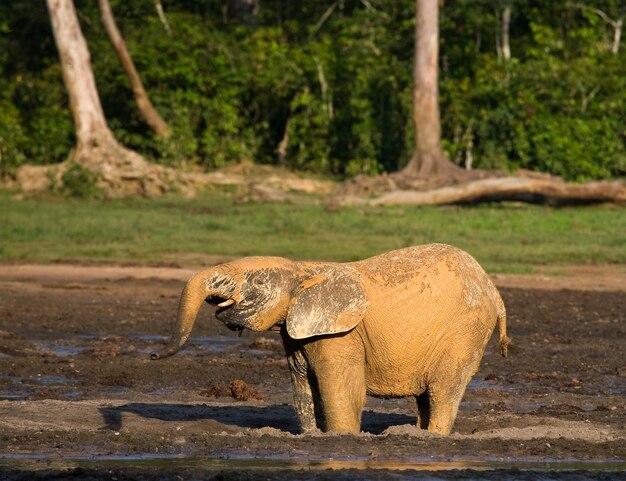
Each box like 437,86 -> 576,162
286,351 -> 317,433
427,353 -> 480,435
426,388 -> 462,435
313,360 -> 366,434
289,371 -> 317,433
415,392 -> 430,429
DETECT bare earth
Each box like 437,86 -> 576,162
0,264 -> 624,480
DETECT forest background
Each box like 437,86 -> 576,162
0,0 -> 625,183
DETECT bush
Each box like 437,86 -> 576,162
60,163 -> 101,199
0,95 -> 27,175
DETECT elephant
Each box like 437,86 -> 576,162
151,243 -> 510,435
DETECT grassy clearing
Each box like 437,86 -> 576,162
1,190 -> 624,273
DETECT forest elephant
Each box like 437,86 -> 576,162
151,244 -> 511,435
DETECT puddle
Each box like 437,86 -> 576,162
145,389 -> 174,396
30,374 -> 77,385
33,341 -> 86,357
190,337 -> 246,351
460,399 -> 546,412
467,378 -> 514,392
1,454 -> 624,475
129,335 -> 244,351
1,373 -> 76,387
0,373 -> 77,400
0,375 -> 21,384
42,335 -> 278,356
599,379 -> 626,396
104,386 -> 129,396
0,391 -> 31,400
62,390 -> 82,398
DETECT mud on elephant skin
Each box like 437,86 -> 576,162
151,244 -> 511,435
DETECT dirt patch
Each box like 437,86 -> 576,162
491,264 -> 626,292
0,264 -> 624,480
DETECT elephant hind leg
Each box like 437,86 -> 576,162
426,388 -> 463,435
426,354 -> 481,435
415,392 -> 430,430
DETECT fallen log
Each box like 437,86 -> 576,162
340,176 -> 626,206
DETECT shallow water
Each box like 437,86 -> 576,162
1,453 -> 625,474
34,335 -> 276,357
33,341 -> 86,357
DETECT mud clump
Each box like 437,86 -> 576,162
199,383 -> 224,398
248,337 -> 283,352
199,380 -> 264,401
229,379 -> 263,401
0,329 -> 14,338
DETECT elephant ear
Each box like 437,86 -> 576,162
286,267 -> 367,339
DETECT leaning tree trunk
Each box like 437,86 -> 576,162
401,0 -> 463,180
45,0 -> 161,196
99,0 -> 170,138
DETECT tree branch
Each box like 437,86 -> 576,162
568,2 -> 616,27
311,1 -> 339,38
567,3 -> 623,53
154,0 -> 172,37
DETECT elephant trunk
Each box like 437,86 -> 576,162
150,269 -> 231,360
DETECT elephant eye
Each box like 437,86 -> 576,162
253,277 -> 264,286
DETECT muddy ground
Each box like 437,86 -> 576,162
0,264 -> 624,480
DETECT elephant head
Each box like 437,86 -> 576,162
150,257 -> 368,360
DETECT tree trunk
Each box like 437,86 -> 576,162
401,0 -> 463,179
501,5 -> 511,60
47,0 -> 116,158
99,0 -> 170,138
45,0 -> 156,196
612,17 -> 622,54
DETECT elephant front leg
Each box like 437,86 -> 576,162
312,358 -> 366,434
287,352 -> 317,433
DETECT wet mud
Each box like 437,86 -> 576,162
0,265 -> 624,480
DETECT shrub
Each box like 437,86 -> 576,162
60,163 -> 101,199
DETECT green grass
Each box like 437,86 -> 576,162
1,190 -> 625,273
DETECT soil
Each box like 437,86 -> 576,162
0,264 -> 624,480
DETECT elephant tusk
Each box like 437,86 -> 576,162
217,299 -> 235,308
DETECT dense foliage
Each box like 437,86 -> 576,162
1,0 -> 625,180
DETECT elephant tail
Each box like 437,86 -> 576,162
496,294 -> 511,358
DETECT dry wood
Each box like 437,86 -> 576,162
343,176 -> 626,206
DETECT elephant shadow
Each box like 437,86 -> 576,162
98,403 -> 415,435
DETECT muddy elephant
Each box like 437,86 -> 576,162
151,244 -> 510,435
